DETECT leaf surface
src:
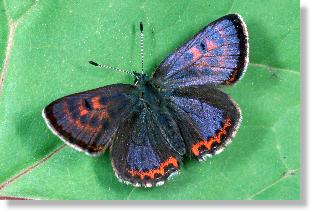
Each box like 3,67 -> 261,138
0,0 -> 299,200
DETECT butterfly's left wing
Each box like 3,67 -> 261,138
43,84 -> 137,155
153,14 -> 248,89
167,85 -> 241,161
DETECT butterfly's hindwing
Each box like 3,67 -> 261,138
168,86 -> 241,160
111,108 -> 183,187
43,84 -> 137,155
153,14 -> 249,88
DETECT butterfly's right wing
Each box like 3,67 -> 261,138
43,84 -> 137,155
153,14 -> 249,89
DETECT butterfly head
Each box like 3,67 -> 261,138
133,72 -> 149,86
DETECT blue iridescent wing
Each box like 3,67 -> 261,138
43,84 -> 137,155
167,85 -> 241,161
153,14 -> 249,88
111,108 -> 185,187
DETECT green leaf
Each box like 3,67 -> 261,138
0,0 -> 299,200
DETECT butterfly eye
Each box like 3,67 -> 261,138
200,42 -> 206,51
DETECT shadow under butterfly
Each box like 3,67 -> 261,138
43,14 -> 249,187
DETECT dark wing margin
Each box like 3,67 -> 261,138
153,14 -> 249,88
42,84 -> 136,156
168,85 -> 241,161
111,108 -> 183,187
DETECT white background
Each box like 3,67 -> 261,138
0,0 -> 309,211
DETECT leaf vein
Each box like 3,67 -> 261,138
249,63 -> 299,74
0,21 -> 17,95
248,168 -> 299,199
0,145 -> 66,191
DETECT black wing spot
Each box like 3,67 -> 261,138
200,42 -> 206,51
84,99 -> 92,110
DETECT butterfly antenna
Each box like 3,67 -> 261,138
140,22 -> 144,74
88,61 -> 135,76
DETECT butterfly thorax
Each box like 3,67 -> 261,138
132,72 -> 165,110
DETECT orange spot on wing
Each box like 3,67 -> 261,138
91,96 -> 101,110
192,117 -> 232,156
79,108 -> 88,116
74,120 -> 83,129
189,47 -> 202,61
63,102 -> 102,132
78,99 -> 88,116
128,156 -> 179,180
205,39 -> 217,51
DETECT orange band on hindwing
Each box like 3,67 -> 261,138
192,117 -> 232,156
128,156 -> 179,180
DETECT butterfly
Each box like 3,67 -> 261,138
42,14 -> 249,187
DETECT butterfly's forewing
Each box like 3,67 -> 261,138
43,84 -> 137,155
111,108 -> 183,187
153,14 -> 248,88
167,86 -> 241,161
